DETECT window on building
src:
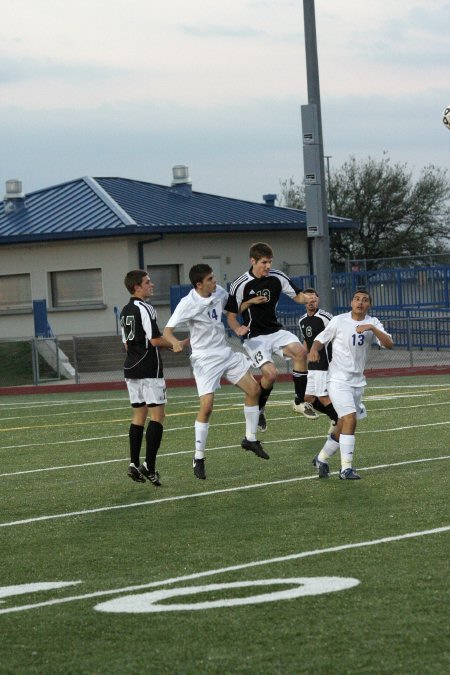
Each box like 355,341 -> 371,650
0,273 -> 32,311
50,269 -> 104,308
147,265 -> 180,304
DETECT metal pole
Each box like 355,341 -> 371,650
324,154 -> 332,210
302,0 -> 333,312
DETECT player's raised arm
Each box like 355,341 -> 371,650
294,290 -> 316,305
356,323 -> 394,349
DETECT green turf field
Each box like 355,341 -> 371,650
0,374 -> 449,674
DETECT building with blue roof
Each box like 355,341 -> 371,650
0,167 -> 354,339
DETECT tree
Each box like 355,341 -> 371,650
279,176 -> 305,210
280,155 -> 450,270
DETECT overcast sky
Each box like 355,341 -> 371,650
1,0 -> 449,203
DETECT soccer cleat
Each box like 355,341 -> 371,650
241,438 -> 270,460
127,464 -> 146,483
312,454 -> 329,479
339,468 -> 361,480
193,457 -> 206,480
257,411 -> 267,432
292,401 -> 319,419
138,464 -> 162,486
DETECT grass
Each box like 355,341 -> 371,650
0,341 -> 57,386
0,374 -> 449,673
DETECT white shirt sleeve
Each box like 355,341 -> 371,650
314,315 -> 338,345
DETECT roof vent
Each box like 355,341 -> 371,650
263,193 -> 277,206
171,165 -> 191,186
3,179 -> 25,214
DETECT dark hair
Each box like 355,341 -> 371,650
303,287 -> 319,296
189,264 -> 213,288
352,287 -> 372,302
249,242 -> 273,261
124,269 -> 148,294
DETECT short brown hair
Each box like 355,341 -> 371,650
189,263 -> 213,288
124,270 -> 148,294
249,242 -> 273,261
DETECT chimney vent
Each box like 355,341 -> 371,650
4,179 -> 25,214
171,165 -> 191,186
263,193 -> 277,206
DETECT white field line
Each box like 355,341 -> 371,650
1,399 -> 449,450
0,524 -> 448,615
0,455 -> 448,529
0,382 -> 448,412
1,391 -> 449,422
0,418 -> 449,476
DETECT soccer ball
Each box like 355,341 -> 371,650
443,106 -> 450,130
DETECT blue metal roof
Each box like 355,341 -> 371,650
0,176 -> 354,245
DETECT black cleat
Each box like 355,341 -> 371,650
241,438 -> 270,460
193,457 -> 206,479
339,467 -> 361,480
127,464 -> 146,483
312,454 -> 329,479
138,464 -> 162,486
257,411 -> 267,432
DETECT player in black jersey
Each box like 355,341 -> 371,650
298,288 -> 338,432
225,242 -> 318,430
120,270 -> 187,486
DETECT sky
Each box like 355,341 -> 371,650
1,0 -> 449,203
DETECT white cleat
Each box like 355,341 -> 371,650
292,401 -> 319,419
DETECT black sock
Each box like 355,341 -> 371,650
293,371 -> 307,404
129,424 -> 144,466
145,421 -> 164,473
312,399 -> 328,415
258,385 -> 273,411
312,399 -> 338,422
323,403 -> 338,423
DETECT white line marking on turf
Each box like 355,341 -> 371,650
0,525 -> 447,615
0,409 -> 449,454
1,419 -> 449,477
0,455 -> 448,528
94,577 -> 360,613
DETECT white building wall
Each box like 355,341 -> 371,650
0,231 -> 310,339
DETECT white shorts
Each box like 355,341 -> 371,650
244,330 -> 302,368
191,348 -> 252,397
125,378 -> 167,407
328,380 -> 367,420
306,370 -> 330,398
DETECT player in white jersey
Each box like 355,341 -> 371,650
308,288 -> 393,480
163,264 -> 269,480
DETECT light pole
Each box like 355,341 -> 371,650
301,0 -> 333,312
324,154 -> 332,210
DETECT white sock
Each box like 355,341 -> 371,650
194,421 -> 209,459
339,433 -> 355,470
244,405 -> 259,441
318,437 -> 339,463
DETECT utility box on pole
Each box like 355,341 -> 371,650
302,104 -> 326,238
